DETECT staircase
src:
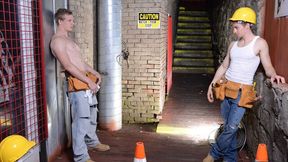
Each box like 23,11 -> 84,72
173,6 -> 215,74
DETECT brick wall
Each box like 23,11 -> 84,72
122,0 -> 169,123
68,0 -> 178,123
69,0 -> 96,67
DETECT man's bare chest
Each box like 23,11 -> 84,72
66,40 -> 81,55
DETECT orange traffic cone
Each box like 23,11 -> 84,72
255,143 -> 268,162
133,142 -> 147,162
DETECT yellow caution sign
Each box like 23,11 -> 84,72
138,13 -> 160,29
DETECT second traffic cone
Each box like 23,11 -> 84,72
255,143 -> 268,162
133,142 -> 147,162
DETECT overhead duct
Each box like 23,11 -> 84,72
98,0 -> 122,131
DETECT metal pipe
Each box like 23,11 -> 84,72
98,0 -> 122,131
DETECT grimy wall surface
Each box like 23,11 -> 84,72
210,0 -> 288,161
69,0 -> 96,67
122,0 -> 176,123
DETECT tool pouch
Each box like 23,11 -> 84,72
67,72 -> 98,92
225,81 -> 241,99
238,86 -> 256,108
225,80 -> 256,108
213,79 -> 257,108
212,79 -> 227,101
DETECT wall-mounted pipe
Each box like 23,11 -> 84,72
98,0 -> 122,131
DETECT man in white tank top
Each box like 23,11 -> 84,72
203,7 -> 286,162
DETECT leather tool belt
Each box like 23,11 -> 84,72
66,72 -> 98,92
212,78 -> 256,108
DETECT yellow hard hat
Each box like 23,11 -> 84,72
229,7 -> 256,24
0,135 -> 36,162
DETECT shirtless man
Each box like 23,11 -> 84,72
203,7 -> 285,162
50,8 -> 110,162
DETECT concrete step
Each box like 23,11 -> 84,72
178,16 -> 209,23
178,10 -> 208,17
179,6 -> 186,10
175,42 -> 212,50
172,66 -> 215,74
176,35 -> 211,43
174,7 -> 214,74
177,22 -> 211,29
177,28 -> 211,35
173,58 -> 214,67
174,50 -> 213,58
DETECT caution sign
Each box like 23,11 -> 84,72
138,13 -> 160,29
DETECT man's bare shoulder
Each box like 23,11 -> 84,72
50,35 -> 67,47
50,35 -> 70,58
51,35 -> 77,49
253,37 -> 269,56
255,37 -> 267,45
255,37 -> 268,50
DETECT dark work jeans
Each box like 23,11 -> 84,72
210,93 -> 246,162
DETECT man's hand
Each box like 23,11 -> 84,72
95,72 -> 102,85
88,81 -> 100,94
207,84 -> 214,103
254,95 -> 262,102
90,71 -> 101,85
271,75 -> 286,84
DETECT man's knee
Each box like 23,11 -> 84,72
224,124 -> 238,134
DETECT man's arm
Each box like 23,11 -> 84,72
50,37 -> 99,92
258,38 -> 286,84
207,42 -> 233,103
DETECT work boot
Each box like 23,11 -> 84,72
89,143 -> 110,152
203,154 -> 214,162
86,159 -> 95,162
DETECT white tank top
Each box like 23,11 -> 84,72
225,36 -> 260,85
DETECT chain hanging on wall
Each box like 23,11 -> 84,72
116,41 -> 129,68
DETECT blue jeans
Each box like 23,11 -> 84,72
210,92 -> 246,162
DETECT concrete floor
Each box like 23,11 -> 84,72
52,73 -> 251,162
